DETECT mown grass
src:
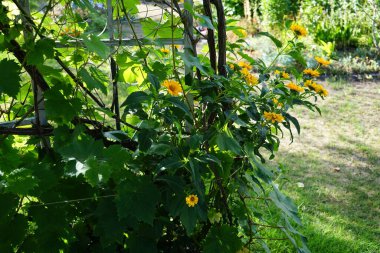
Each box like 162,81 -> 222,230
264,81 -> 380,252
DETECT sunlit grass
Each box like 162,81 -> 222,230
265,81 -> 380,252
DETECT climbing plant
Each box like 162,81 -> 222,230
0,0 -> 330,252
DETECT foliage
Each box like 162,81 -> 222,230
260,0 -> 301,27
223,0 -> 244,17
0,1 -> 329,252
293,0 -> 378,50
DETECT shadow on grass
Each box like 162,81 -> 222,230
265,140 -> 380,253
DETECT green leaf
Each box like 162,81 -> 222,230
57,132 -> 103,162
0,193 -> 18,222
121,91 -> 150,108
147,143 -> 172,156
215,131 -> 242,155
5,168 -> 38,195
284,112 -> 301,135
157,156 -> 183,172
150,62 -> 168,81
44,89 -> 82,124
203,225 -> 242,253
147,72 -> 161,93
178,52 -> 211,75
166,96 -> 193,119
180,205 -> 198,235
141,18 -> 182,38
269,186 -> 301,225
0,59 -> 21,98
94,198 -> 126,248
244,143 -> 274,183
103,130 -> 129,142
84,157 -> 112,186
189,158 -> 205,199
103,145 -> 132,173
78,67 -> 107,94
82,35 -> 110,59
0,214 -> 28,252
196,14 -> 214,30
258,32 -> 283,48
128,225 -> 158,253
138,129 -> 155,152
27,205 -> 69,251
122,0 -> 140,14
288,50 -> 307,67
27,38 -> 55,65
0,137 -> 22,174
116,175 -> 160,225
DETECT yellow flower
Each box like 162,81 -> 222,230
264,111 -> 284,123
286,82 -> 304,92
240,67 -> 258,85
229,63 -> 235,70
162,80 -> 183,96
239,29 -> 248,38
304,79 -> 313,88
238,61 -> 252,70
315,56 -> 331,66
245,73 -> 259,86
240,67 -> 250,76
320,87 -> 328,97
303,68 -> 320,77
185,194 -> 198,207
290,23 -> 307,37
274,70 -> 281,75
273,98 -> 283,107
321,88 -> 329,97
306,82 -> 328,97
160,48 -> 170,54
281,71 -> 290,79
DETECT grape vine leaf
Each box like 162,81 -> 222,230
127,224 -> 158,253
0,214 -> 28,252
94,198 -> 125,248
79,68 -> 107,94
44,89 -> 82,124
0,193 -> 18,222
203,225 -> 242,253
0,59 -> 21,98
116,175 -> 160,225
82,35 -> 110,59
84,157 -> 112,186
5,168 -> 38,195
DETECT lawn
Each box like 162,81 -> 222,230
267,80 -> 380,252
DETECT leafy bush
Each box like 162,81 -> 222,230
300,0 -> 376,50
260,0 -> 301,27
0,1 -> 329,252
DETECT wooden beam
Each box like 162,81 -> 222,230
55,38 -> 184,48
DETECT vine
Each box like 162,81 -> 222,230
0,0 -> 330,252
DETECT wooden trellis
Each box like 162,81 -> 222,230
0,0 -> 228,149
0,0 -> 194,136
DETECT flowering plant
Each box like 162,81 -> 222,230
0,1 -> 329,252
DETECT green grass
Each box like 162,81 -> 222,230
265,81 -> 380,252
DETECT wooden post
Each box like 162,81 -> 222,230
19,0 -> 50,148
183,0 -> 194,78
107,0 -> 121,130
